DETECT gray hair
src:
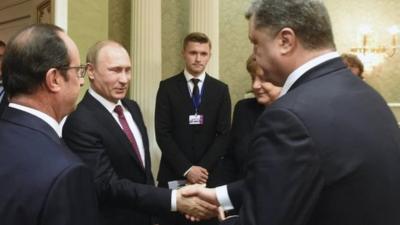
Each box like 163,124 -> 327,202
246,0 -> 336,50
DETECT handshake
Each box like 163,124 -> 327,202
176,184 -> 225,222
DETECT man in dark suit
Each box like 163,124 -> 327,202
155,32 -> 231,225
62,40 -> 218,225
0,24 -> 98,225
0,40 -> 8,115
183,1 -> 400,225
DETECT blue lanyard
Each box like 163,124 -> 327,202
191,84 -> 204,114
0,88 -> 4,99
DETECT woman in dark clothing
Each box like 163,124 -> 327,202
220,55 -> 281,184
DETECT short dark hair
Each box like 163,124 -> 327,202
2,24 -> 69,98
183,32 -> 211,50
246,0 -> 336,50
0,40 -> 5,47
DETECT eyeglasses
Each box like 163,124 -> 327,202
58,64 -> 87,78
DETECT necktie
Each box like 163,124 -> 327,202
191,78 -> 200,107
114,105 -> 144,168
0,86 -> 4,101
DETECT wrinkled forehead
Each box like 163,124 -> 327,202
97,44 -> 131,66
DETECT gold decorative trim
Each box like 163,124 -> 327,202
37,0 -> 51,24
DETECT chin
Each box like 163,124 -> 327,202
256,98 -> 271,106
114,92 -> 127,99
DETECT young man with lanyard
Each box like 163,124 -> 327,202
155,32 -> 231,225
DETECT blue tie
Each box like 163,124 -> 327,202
191,78 -> 200,107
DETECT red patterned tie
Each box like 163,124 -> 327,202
114,105 -> 144,168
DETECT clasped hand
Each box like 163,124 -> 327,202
176,184 -> 224,222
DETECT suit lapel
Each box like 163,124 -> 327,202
82,92 -> 145,171
122,99 -> 151,169
198,74 -> 214,112
176,72 -> 194,108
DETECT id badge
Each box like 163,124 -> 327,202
189,114 -> 204,125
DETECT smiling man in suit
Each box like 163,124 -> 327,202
62,40 -> 218,225
0,24 -> 97,225
182,0 -> 400,225
155,32 -> 231,225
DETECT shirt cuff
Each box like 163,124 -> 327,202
183,166 -> 192,177
171,189 -> 177,211
215,185 -> 234,211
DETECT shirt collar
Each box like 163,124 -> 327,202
9,103 -> 62,137
184,69 -> 206,83
89,88 -> 123,113
279,51 -> 340,97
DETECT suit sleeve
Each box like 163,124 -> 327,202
240,108 -> 323,225
226,179 -> 245,209
198,84 -> 231,170
40,164 -> 98,225
62,115 -> 172,214
155,81 -> 193,176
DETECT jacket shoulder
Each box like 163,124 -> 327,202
206,74 -> 228,88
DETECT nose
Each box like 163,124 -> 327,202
119,71 -> 130,84
252,78 -> 261,90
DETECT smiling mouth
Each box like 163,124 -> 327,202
255,92 -> 266,96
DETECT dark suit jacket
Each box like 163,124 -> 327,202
155,72 -> 231,187
219,98 -> 264,184
63,92 -> 171,225
0,92 -> 8,116
227,57 -> 400,225
0,107 -> 98,225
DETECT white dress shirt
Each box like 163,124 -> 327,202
9,103 -> 62,137
278,52 -> 340,97
182,69 -> 207,176
88,89 -> 178,211
217,51 -> 341,211
184,69 -> 206,98
88,88 -> 146,167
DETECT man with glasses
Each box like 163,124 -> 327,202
62,40 -> 217,225
0,24 -> 98,225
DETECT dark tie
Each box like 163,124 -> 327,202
191,78 -> 200,107
114,105 -> 144,168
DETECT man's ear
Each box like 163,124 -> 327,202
45,68 -> 62,93
86,63 -> 95,81
277,27 -> 296,55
